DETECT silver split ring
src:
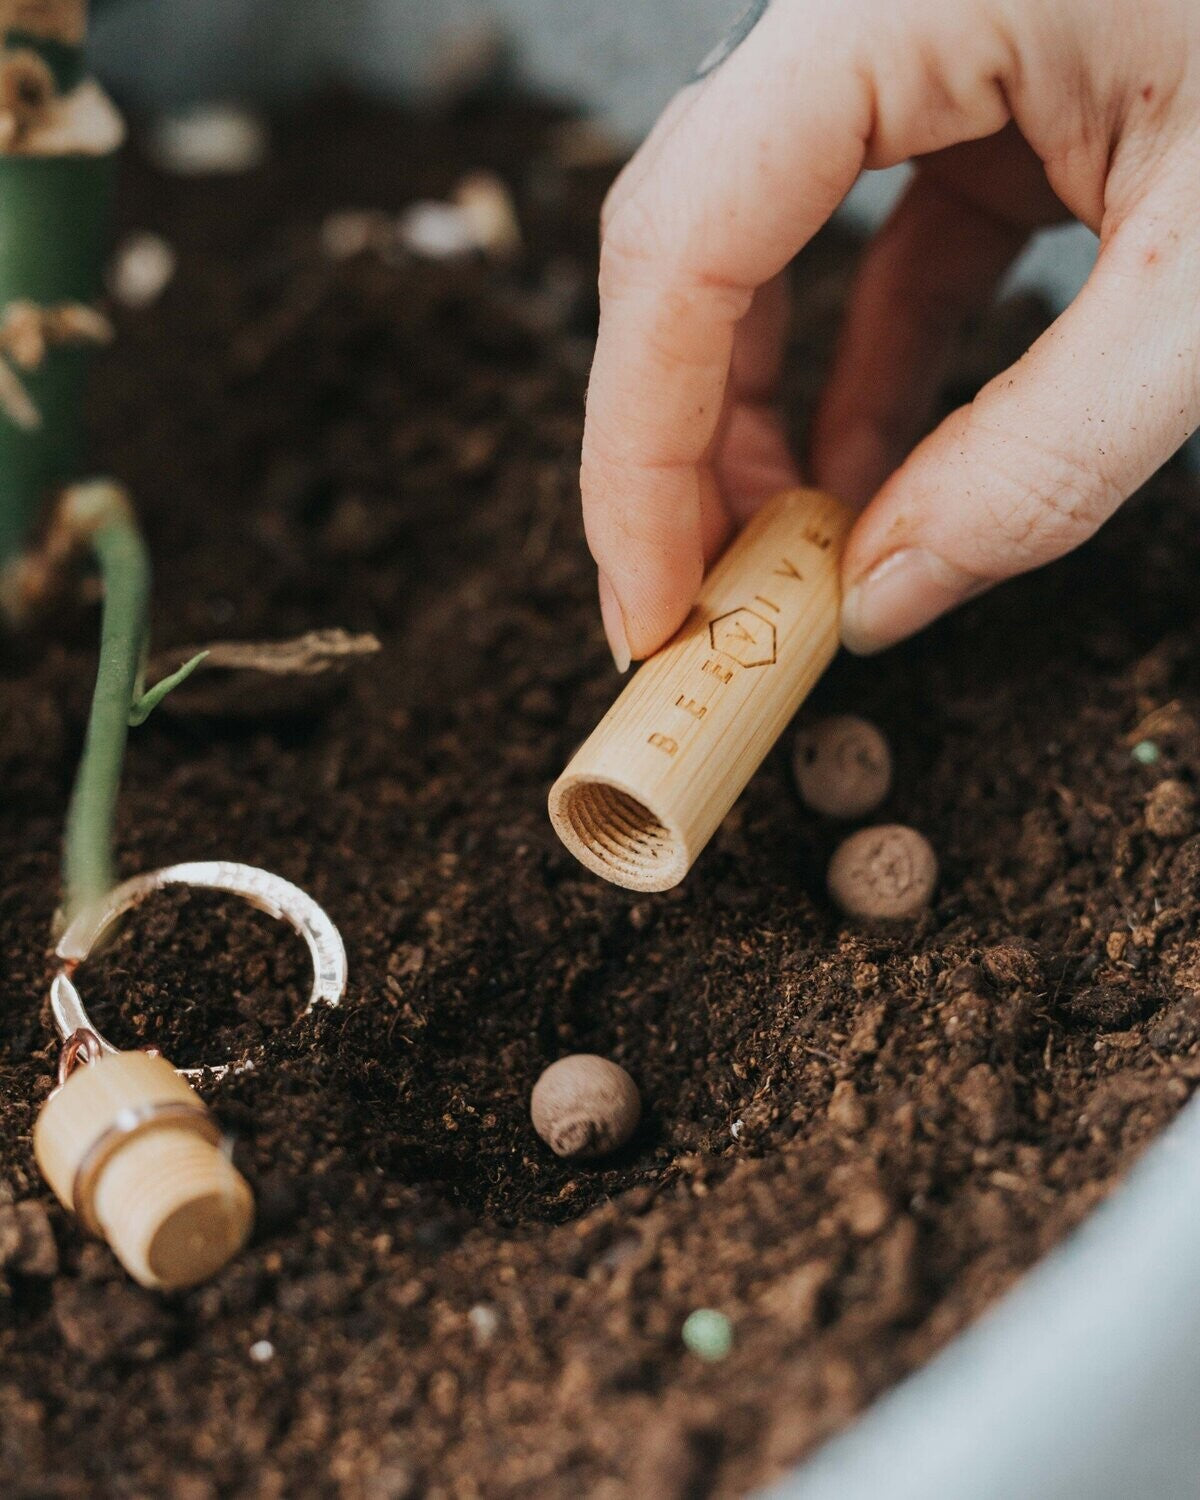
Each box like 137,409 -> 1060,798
50,861 -> 348,1082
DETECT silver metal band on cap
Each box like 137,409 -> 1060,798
50,861 -> 348,1081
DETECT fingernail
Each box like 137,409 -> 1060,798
841,547 -> 984,655
598,571 -> 632,673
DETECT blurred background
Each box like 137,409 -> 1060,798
90,0 -> 1098,308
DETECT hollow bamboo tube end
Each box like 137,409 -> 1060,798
33,1049 -> 253,1290
549,489 -> 854,891
548,774 -> 692,892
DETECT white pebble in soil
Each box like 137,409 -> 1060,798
468,1304 -> 500,1346
396,201 -> 479,260
149,104 -> 268,176
248,1339 -> 275,1363
108,232 -> 176,309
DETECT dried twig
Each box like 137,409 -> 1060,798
0,296 -> 112,428
149,627 -> 381,679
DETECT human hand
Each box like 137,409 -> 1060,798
581,0 -> 1200,667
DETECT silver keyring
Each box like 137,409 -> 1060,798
50,861 -> 348,1081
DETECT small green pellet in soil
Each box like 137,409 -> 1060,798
1132,739 -> 1161,765
682,1308 -> 733,1362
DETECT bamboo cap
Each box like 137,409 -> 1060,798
33,1049 -> 253,1290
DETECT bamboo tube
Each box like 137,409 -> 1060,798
33,1049 -> 254,1290
549,489 -> 853,891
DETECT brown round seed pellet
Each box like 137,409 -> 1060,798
531,1055 -> 640,1159
793,715 -> 892,819
827,824 -> 937,920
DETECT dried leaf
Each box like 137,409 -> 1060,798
152,628 -> 381,678
144,629 -> 382,720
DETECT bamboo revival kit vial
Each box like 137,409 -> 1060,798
549,488 -> 853,891
34,861 -> 347,1291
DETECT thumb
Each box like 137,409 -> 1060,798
838,193 -> 1200,654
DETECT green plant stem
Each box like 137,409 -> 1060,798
61,481 -> 147,921
58,481 -> 207,925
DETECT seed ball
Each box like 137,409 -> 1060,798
531,1055 -> 640,1159
827,824 -> 937,920
793,715 -> 892,819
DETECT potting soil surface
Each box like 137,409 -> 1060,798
3,96 -> 1200,1499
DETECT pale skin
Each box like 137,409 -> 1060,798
581,0 -> 1200,669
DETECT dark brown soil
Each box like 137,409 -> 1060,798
2,94 -> 1200,1500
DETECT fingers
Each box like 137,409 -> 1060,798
839,176 -> 1200,653
582,3 -> 874,660
812,131 -> 1055,507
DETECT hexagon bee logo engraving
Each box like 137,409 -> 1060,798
708,607 -> 777,668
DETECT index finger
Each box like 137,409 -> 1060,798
581,2 -> 871,657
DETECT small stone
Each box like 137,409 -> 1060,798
108,232 -> 176,308
531,1055 -> 640,1159
793,714 -> 892,818
467,1303 -> 499,1345
452,171 -> 521,257
681,1307 -> 733,1361
827,825 -> 937,920
1132,739 -> 1161,766
1145,778 -> 1194,839
396,201 -> 478,260
248,1339 -> 275,1363
149,104 -> 268,176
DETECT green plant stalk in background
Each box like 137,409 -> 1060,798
0,147 -> 117,567
0,0 -> 119,569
